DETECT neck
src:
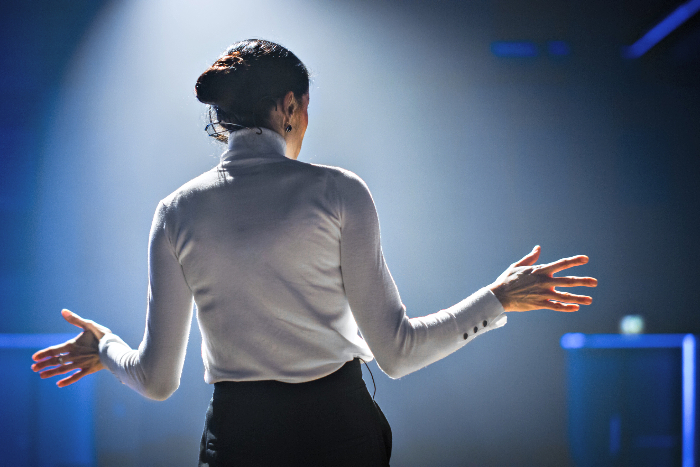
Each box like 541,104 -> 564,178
220,127 -> 287,166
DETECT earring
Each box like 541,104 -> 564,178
285,125 -> 292,133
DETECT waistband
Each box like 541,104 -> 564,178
213,359 -> 365,401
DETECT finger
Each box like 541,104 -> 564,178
61,309 -> 90,331
514,245 -> 541,267
33,352 -> 95,372
57,366 -> 99,388
39,362 -> 82,379
56,369 -> 86,387
540,255 -> 589,274
545,290 -> 593,305
32,342 -> 73,362
550,276 -> 598,287
32,354 -> 67,371
538,300 -> 579,312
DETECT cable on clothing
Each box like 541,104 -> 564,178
358,357 -> 376,400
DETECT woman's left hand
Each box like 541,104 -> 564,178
488,246 -> 597,312
31,309 -> 112,387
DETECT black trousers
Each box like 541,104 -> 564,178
198,359 -> 392,466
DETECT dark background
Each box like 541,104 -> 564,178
1,0 -> 699,465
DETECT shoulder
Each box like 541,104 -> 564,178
159,167 -> 221,211
310,163 -> 362,181
307,164 -> 377,222
309,163 -> 371,194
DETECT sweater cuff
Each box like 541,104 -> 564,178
445,287 -> 507,344
98,333 -> 131,381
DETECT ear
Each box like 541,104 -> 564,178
283,90 -> 297,117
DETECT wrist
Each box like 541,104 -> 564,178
488,283 -> 509,312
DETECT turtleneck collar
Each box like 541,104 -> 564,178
220,127 -> 287,168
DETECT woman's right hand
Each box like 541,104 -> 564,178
31,309 -> 112,387
488,246 -> 597,312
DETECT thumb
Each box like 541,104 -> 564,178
514,245 -> 541,267
61,309 -> 89,330
62,309 -> 111,340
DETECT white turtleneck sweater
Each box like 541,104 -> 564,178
98,128 -> 506,400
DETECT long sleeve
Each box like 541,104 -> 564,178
336,170 -> 506,379
98,201 -> 194,400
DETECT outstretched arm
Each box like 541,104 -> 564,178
32,201 -> 194,401
335,170 -> 596,379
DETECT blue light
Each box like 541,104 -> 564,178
0,333 -> 76,349
622,0 -> 700,59
682,334 -> 695,467
561,332 -> 686,349
491,41 -> 538,57
560,332 -> 585,349
547,41 -> 571,56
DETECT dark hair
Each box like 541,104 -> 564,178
195,39 -> 310,143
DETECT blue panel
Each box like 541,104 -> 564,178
0,334 -> 95,467
567,347 -> 682,466
0,348 -> 36,465
491,41 -> 538,57
38,372 -> 95,467
562,334 -> 696,467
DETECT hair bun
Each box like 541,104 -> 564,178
194,53 -> 246,107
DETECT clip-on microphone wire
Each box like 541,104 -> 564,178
358,358 -> 376,400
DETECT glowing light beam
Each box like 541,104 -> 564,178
622,0 -> 700,59
491,41 -> 538,57
682,334 -> 695,467
0,333 -> 76,349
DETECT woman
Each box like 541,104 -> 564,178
31,39 -> 596,466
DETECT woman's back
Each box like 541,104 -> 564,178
165,128 -> 374,383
